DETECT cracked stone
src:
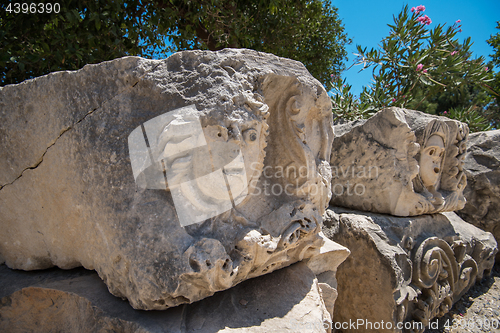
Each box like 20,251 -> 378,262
0,57 -> 160,187
0,49 -> 338,310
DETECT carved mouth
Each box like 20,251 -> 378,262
223,167 -> 246,175
434,167 -> 440,173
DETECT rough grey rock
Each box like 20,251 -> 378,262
457,130 -> 500,260
0,262 -> 332,333
330,107 -> 469,216
332,118 -> 366,138
323,207 -> 497,333
0,49 -> 334,309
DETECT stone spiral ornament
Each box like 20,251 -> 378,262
408,236 -> 482,331
411,237 -> 458,291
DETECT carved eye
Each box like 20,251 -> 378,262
243,128 -> 258,142
428,148 -> 435,156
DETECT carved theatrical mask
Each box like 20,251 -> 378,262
0,50 -> 336,310
125,74 -> 334,307
330,107 -> 468,216
414,120 -> 449,207
408,117 -> 468,215
129,99 -> 268,227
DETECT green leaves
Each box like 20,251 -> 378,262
488,22 -> 500,66
444,106 -> 493,132
485,22 -> 500,128
1,0 -> 349,88
157,0 -> 350,87
1,0 -> 166,85
329,75 -> 374,121
332,4 -> 497,131
352,5 -> 489,117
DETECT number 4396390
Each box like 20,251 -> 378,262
5,3 -> 60,14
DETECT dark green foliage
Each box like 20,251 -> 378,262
1,0 -> 350,87
329,75 -> 374,121
443,106 -> 492,132
488,21 -> 500,66
151,0 -> 350,87
1,0 -> 165,85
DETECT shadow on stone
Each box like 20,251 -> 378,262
0,262 -> 330,332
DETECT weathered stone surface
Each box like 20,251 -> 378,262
0,262 -> 332,333
330,107 -> 469,216
457,130 -> 500,260
304,234 -> 350,321
323,207 -> 497,333
0,49 -> 334,309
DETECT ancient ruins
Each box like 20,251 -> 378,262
1,49 -> 498,332
330,107 -> 469,216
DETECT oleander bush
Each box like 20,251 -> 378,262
330,5 -> 499,131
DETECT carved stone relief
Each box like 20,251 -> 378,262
0,50 -> 334,309
403,237 -> 484,331
323,207 -> 497,333
330,107 -> 468,216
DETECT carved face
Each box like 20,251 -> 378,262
237,120 -> 267,192
195,119 -> 266,206
419,134 -> 445,189
156,112 -> 266,226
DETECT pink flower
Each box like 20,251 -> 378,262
392,98 -> 396,102
416,15 -> 431,25
485,67 -> 489,71
450,51 -> 457,56
456,19 -> 461,23
331,74 -> 334,77
411,5 -> 425,14
423,69 -> 428,73
416,64 -> 424,71
444,111 -> 447,114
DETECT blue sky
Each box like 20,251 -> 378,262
332,0 -> 500,96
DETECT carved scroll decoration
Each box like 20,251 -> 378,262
402,237 -> 480,332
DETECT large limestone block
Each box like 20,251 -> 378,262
323,207 -> 497,333
330,107 -> 469,216
0,262 -> 332,333
0,49 -> 334,309
457,130 -> 500,259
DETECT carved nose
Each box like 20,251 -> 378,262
434,167 -> 440,173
